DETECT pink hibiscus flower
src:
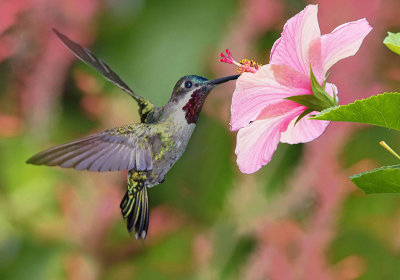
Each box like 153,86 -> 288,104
223,5 -> 372,174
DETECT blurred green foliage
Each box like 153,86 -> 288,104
152,117 -> 235,223
331,194 -> 400,280
96,0 -> 238,105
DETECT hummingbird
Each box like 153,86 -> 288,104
27,29 -> 239,239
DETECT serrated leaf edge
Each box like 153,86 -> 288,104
350,164 -> 400,180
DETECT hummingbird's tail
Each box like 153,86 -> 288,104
120,171 -> 149,239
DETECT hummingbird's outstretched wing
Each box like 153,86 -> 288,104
27,125 -> 154,172
53,29 -> 154,109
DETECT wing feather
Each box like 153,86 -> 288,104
97,143 -> 123,172
53,29 -> 152,107
59,147 -> 97,168
27,126 -> 155,172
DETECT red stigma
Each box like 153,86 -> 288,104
219,49 -> 261,74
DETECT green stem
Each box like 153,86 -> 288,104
379,141 -> 400,161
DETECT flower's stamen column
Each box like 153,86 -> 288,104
220,49 -> 261,74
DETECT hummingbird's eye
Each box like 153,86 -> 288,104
184,81 -> 192,89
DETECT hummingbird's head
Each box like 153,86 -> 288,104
169,74 -> 239,124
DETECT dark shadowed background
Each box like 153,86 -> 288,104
1,0 -> 400,279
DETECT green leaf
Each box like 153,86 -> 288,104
312,92 -> 400,131
294,108 -> 314,125
286,67 -> 338,111
322,72 -> 331,89
285,95 -> 326,111
383,32 -> 400,55
351,165 -> 400,194
310,66 -> 336,106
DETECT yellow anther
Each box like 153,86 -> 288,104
236,59 -> 261,74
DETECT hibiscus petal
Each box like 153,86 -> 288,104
321,18 -> 372,73
280,83 -> 338,144
256,100 -> 302,120
270,5 -> 321,76
280,114 -> 330,144
325,82 -> 338,98
230,64 -> 310,131
235,106 -> 301,174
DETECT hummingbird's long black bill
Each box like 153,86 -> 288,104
207,74 -> 240,85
